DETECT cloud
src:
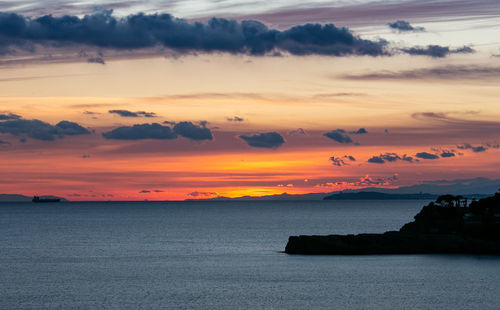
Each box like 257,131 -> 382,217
349,128 -> 367,134
323,129 -> 353,144
102,123 -> 177,140
0,113 -> 21,120
188,191 -> 218,198
457,143 -> 487,153
140,189 -> 164,193
109,109 -> 157,118
343,65 -> 500,80
415,152 -> 439,159
317,174 -> 399,188
87,56 -> 105,64
411,112 -> 500,134
289,128 -> 306,135
330,155 -> 356,167
401,45 -> 474,58
239,132 -> 285,148
0,118 -> 90,140
367,152 -> 413,164
388,20 -> 425,32
440,151 -> 455,158
227,116 -> 244,122
0,11 -> 389,57
56,121 -> 91,135
173,121 -> 213,141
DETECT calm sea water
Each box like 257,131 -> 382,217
1,200 -> 499,309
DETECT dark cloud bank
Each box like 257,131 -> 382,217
0,10 -> 388,56
102,121 -> 213,141
0,11 -> 470,58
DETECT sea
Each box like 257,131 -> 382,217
1,200 -> 499,309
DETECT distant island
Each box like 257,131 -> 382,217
323,191 -> 437,200
286,192 -> 500,254
0,194 -> 67,202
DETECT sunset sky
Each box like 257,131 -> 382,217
0,0 -> 499,200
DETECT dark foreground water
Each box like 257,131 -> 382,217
1,200 -> 499,309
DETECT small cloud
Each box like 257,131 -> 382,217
87,57 -> 105,64
329,155 -> 356,167
140,189 -> 164,193
440,151 -> 455,158
102,123 -> 177,140
330,156 -> 347,167
226,116 -> 244,122
401,45 -> 475,58
109,110 -> 157,118
349,128 -> 368,135
82,154 -> 91,158
188,191 -> 218,198
367,153 -> 413,164
457,143 -> 488,153
345,155 -> 356,161
0,113 -> 21,120
323,129 -> 353,144
239,132 -> 285,148
388,20 -> 425,32
173,121 -> 213,141
415,152 -> 439,160
289,128 -> 307,135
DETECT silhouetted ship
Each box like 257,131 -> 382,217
32,196 -> 60,203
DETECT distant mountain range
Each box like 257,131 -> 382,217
1,178 -> 498,202
0,194 -> 67,202
323,192 -> 438,200
188,178 -> 500,201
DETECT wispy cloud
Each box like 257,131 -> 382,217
344,65 -> 500,81
109,110 -> 157,118
388,20 -> 425,32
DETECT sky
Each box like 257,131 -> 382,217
0,0 -> 499,200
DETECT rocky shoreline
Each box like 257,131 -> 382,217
285,192 -> 500,255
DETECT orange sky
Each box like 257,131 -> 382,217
0,10 -> 499,200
